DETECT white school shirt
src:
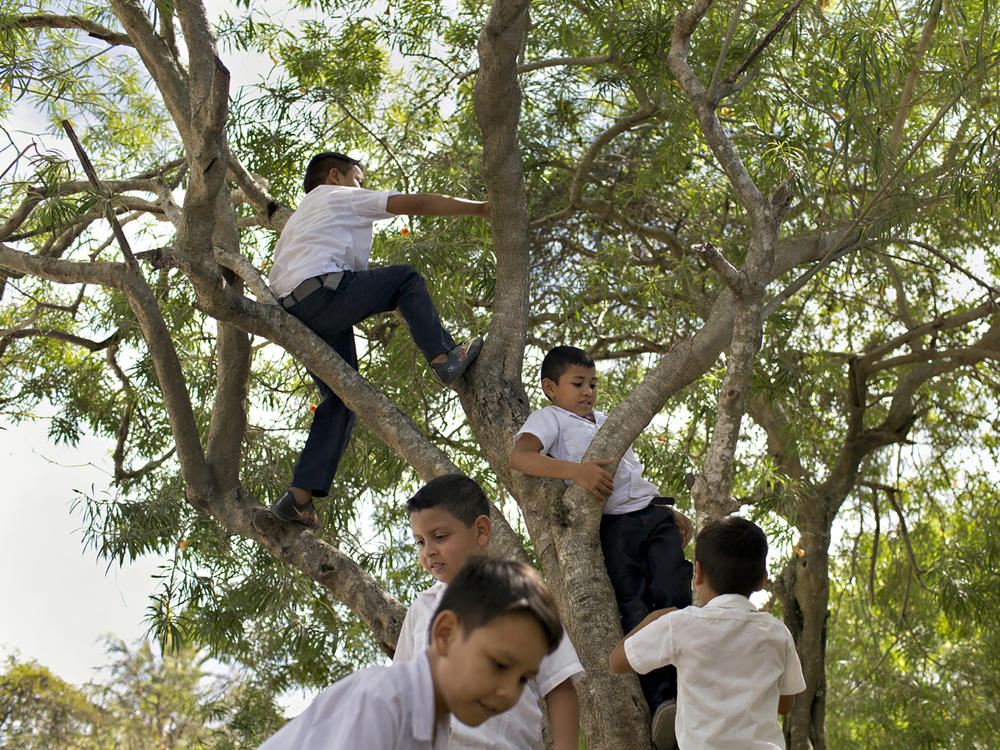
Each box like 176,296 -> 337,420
269,184 -> 401,297
514,405 -> 659,515
624,594 -> 806,750
256,651 -> 450,750
393,580 -> 585,750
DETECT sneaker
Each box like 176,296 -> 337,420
430,337 -> 483,386
651,700 -> 677,750
269,489 -> 320,529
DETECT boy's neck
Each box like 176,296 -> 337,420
426,650 -> 450,726
697,583 -> 722,604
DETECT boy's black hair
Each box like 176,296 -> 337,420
695,516 -> 768,597
432,556 -> 563,653
540,345 -> 595,385
303,151 -> 361,193
406,474 -> 490,525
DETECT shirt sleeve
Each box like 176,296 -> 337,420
349,189 -> 401,220
623,613 -> 676,675
392,605 -> 420,664
257,682 -> 402,750
535,631 -> 586,696
778,629 -> 807,695
514,408 -> 560,454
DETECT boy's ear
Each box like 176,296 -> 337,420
693,560 -> 704,586
326,166 -> 344,185
430,610 -> 461,656
756,574 -> 767,592
541,377 -> 556,400
473,515 -> 492,547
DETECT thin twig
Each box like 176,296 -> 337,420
60,120 -> 138,268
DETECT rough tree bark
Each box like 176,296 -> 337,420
753,311 -> 1000,750
6,1 -> 978,746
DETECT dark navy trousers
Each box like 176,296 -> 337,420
285,265 -> 456,496
600,501 -> 694,711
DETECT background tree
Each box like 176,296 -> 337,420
2,0 -> 998,746
0,656 -> 103,749
0,640 -> 283,749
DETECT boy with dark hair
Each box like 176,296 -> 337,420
610,517 -> 806,750
509,344 -> 694,749
269,152 -> 488,528
394,474 -> 583,750
257,556 -> 562,750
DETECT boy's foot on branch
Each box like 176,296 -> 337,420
269,488 -> 320,529
651,699 -> 677,750
431,337 -> 483,386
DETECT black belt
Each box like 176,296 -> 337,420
279,272 -> 345,310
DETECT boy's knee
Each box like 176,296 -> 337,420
395,263 -> 421,278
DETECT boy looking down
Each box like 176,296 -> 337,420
509,345 -> 694,749
394,474 -> 583,750
269,151 -> 487,528
257,556 -> 562,750
610,516 -> 806,750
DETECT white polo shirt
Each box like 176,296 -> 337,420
514,405 -> 660,515
256,651 -> 450,750
624,594 -> 806,750
394,580 -> 585,750
268,184 -> 401,297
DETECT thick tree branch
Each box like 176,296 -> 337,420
227,500 -> 407,654
710,0 -> 746,96
473,0 -> 532,380
0,242 -> 125,287
226,157 -> 294,229
668,1 -> 767,223
860,302 -> 994,363
720,0 -> 806,97
0,326 -> 120,356
113,402 -> 178,482
888,0 -> 942,157
110,0 -> 190,130
570,103 -> 656,205
205,184 -> 252,495
121,271 -> 215,503
15,13 -> 133,47
690,241 -> 747,295
519,53 -> 613,73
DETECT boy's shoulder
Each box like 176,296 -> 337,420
412,579 -> 448,609
395,580 -> 448,664
260,656 -> 434,750
518,404 -> 606,428
671,596 -> 796,644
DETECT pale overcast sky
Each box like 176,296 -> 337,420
0,415 -> 166,684
0,1 -> 284,688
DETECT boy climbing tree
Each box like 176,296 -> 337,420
268,151 -> 489,528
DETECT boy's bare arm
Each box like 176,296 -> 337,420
778,694 -> 795,714
509,434 -> 614,500
609,608 -> 676,673
672,508 -> 694,547
386,193 -> 490,218
545,679 -> 579,750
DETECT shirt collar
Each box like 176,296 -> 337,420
419,579 -> 448,600
410,651 -> 450,744
550,404 -> 605,424
704,593 -> 757,611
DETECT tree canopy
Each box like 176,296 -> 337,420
2,0 -> 999,746
0,639 -> 283,749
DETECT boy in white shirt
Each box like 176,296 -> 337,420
268,151 -> 488,528
394,474 -> 584,750
610,516 -> 806,750
257,556 -> 563,750
510,345 -> 693,749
